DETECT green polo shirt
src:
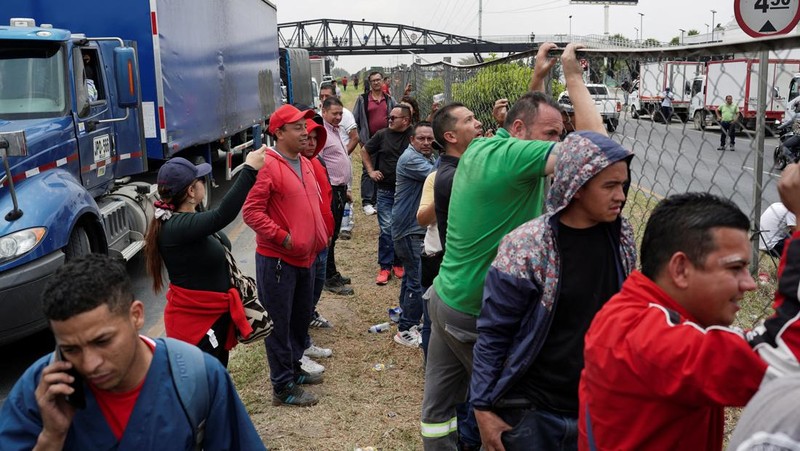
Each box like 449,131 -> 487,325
433,128 -> 556,316
719,103 -> 739,122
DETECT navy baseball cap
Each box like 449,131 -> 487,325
156,157 -> 211,198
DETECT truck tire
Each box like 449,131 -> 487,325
630,105 -> 639,120
677,113 -> 688,123
191,155 -> 212,209
65,226 -> 91,260
693,111 -> 706,130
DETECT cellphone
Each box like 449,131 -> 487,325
54,346 -> 86,410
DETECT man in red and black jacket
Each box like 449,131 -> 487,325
579,192 -> 781,451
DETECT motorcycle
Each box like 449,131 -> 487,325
773,121 -> 799,170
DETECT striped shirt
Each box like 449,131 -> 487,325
321,120 -> 352,186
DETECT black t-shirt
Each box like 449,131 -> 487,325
434,154 -> 460,249
365,127 -> 412,189
158,166 -> 257,292
510,221 -> 620,414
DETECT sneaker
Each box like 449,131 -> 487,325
339,230 -> 352,240
394,329 -> 422,347
304,344 -> 333,358
323,279 -> 355,296
363,204 -> 377,216
300,355 -> 325,375
392,265 -> 405,279
717,146 -> 726,150
309,313 -> 333,329
295,368 -> 324,385
729,145 -> 735,151
272,382 -> 318,407
376,269 -> 391,285
332,273 -> 352,285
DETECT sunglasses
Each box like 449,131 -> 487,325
388,115 -> 409,122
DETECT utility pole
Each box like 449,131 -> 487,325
711,9 -> 717,41
478,0 -> 483,40
679,28 -> 685,45
569,15 -> 573,40
638,12 -> 644,43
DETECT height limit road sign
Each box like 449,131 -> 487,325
735,0 -> 800,37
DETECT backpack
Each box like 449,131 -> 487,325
164,338 -> 209,451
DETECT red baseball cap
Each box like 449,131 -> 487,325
305,118 -> 327,155
268,104 -> 315,135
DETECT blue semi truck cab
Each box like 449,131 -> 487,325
0,19 -> 155,344
0,0 -> 281,345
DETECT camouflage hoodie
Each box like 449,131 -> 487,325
471,131 -> 637,410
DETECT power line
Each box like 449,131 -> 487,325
485,0 -> 566,14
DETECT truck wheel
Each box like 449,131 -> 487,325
191,155 -> 212,210
65,226 -> 91,260
677,114 -> 688,123
630,105 -> 639,120
693,112 -> 706,130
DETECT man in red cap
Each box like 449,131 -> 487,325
243,105 -> 329,407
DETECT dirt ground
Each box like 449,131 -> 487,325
228,87 -> 427,450
228,179 -> 426,451
226,87 -> 776,450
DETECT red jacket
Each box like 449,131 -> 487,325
310,157 -> 335,238
579,271 -> 768,451
164,284 -> 252,350
242,149 -> 327,268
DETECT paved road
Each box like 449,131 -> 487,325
614,114 -> 783,217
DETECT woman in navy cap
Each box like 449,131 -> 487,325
144,147 -> 265,367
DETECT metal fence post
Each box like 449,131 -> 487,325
751,50 -> 768,276
443,65 -> 452,103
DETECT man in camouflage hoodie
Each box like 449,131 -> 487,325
471,131 -> 636,451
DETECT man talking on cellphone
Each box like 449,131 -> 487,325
0,254 -> 265,450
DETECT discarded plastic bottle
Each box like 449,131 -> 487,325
369,322 -> 391,333
388,307 -> 402,323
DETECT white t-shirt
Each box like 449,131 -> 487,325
759,202 -> 796,251
661,91 -> 674,108
339,108 -> 357,146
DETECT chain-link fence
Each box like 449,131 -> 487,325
388,35 -> 800,324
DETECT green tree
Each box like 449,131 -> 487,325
687,29 -> 700,36
416,77 -> 445,120
451,63 -> 533,129
643,38 -> 661,47
670,36 -> 680,46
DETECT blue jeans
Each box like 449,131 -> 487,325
393,234 -> 423,332
499,408 -> 578,451
376,188 -> 396,269
305,248 -> 327,349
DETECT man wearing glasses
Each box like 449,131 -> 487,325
360,105 -> 413,285
353,71 -> 397,216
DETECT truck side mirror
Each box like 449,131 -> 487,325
114,47 -> 139,108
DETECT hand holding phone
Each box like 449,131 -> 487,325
54,347 -> 86,410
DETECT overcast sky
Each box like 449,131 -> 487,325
275,0 -> 744,73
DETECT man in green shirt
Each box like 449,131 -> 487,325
420,43 -> 608,449
717,95 -> 739,151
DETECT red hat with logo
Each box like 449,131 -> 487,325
268,104 -> 315,135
